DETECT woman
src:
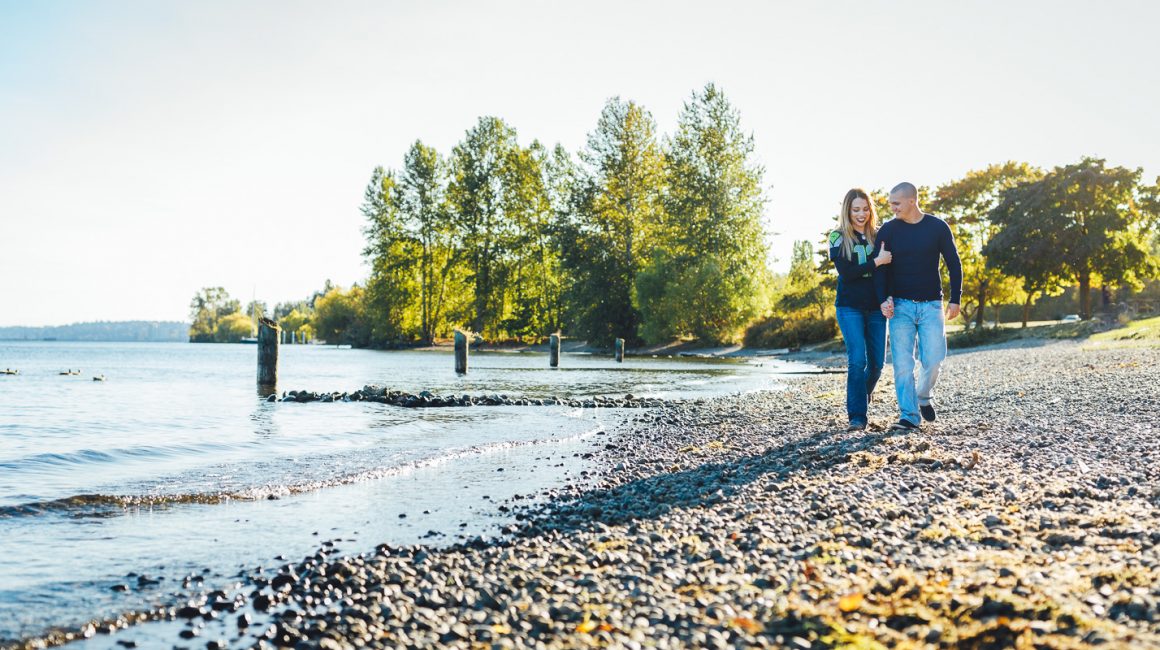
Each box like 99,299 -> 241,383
829,188 -> 892,431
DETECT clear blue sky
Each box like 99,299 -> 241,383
2,0 -> 1157,326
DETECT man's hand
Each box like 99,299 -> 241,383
880,298 -> 894,319
874,242 -> 892,267
946,303 -> 960,320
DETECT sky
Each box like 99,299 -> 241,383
1,0 -> 1157,326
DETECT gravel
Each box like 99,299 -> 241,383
11,340 -> 1160,649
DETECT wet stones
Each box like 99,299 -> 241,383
275,385 -> 673,409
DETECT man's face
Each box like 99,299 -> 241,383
889,192 -> 913,216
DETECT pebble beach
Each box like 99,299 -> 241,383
13,340 -> 1160,649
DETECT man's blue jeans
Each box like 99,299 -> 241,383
836,306 -> 886,425
888,299 -> 947,425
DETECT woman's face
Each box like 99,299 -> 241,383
850,197 -> 871,231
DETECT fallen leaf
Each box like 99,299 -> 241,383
576,620 -> 597,634
729,616 -> 762,634
838,592 -> 864,612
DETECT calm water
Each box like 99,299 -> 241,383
0,341 -> 798,643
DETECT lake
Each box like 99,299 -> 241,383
0,341 -> 802,643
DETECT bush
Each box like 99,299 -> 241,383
744,315 -> 836,349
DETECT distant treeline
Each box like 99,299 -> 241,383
189,86 -> 1160,348
0,321 -> 189,342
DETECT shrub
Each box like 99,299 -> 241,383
744,315 -> 836,349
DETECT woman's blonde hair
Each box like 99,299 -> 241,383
837,188 -> 878,260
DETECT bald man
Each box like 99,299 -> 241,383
874,182 -> 962,431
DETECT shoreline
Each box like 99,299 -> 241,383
10,340 -> 1160,649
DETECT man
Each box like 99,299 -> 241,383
874,182 -> 962,431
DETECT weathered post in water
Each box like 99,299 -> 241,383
615,338 -> 624,363
257,317 -> 280,390
549,333 -> 561,368
454,330 -> 469,374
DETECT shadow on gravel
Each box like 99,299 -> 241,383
514,427 -> 901,538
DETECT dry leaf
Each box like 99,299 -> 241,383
576,620 -> 597,634
729,616 -> 762,634
838,592 -> 864,612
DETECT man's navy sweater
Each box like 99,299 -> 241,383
873,214 -> 963,305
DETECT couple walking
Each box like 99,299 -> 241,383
829,183 -> 962,432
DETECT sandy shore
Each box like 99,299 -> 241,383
12,340 -> 1160,649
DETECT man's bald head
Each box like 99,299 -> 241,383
890,182 -> 917,199
888,182 -> 922,220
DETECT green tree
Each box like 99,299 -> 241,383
313,285 -> 368,346
562,98 -> 666,345
644,83 -> 770,343
778,240 -> 830,320
277,308 -> 310,338
362,167 -> 421,345
500,141 -> 561,340
448,117 -> 520,337
396,141 -> 463,345
188,287 -> 240,342
931,162 -> 1043,328
214,312 -> 254,343
986,157 -> 1157,319
540,143 -> 580,334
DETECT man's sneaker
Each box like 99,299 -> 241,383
920,403 -> 936,422
846,421 -> 867,432
889,419 -> 920,432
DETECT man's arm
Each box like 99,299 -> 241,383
874,228 -> 891,305
941,221 -> 963,319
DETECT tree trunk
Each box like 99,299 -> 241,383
975,279 -> 987,329
1079,272 -> 1091,320
1021,292 -> 1035,328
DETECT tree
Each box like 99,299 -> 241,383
931,162 -> 1043,328
562,98 -> 666,345
278,308 -> 311,339
778,240 -> 830,320
448,117 -> 520,337
313,285 -> 367,346
188,287 -> 240,342
644,83 -> 770,343
214,312 -> 254,343
362,167 -> 421,345
500,141 -> 560,340
396,141 -> 462,345
986,158 -> 1157,320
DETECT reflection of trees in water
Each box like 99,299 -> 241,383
250,398 -> 281,439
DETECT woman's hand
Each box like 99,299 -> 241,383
874,242 -> 892,267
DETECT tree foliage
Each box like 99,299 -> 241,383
985,158 -> 1157,319
562,98 -> 666,345
188,287 -> 241,342
639,84 -> 771,344
932,162 -> 1043,328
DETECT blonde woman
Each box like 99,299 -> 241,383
828,188 -> 892,431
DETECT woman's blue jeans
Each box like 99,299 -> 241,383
836,306 -> 886,424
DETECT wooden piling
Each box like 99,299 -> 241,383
615,338 -> 624,363
454,330 -> 469,374
549,333 -> 561,368
257,317 -> 280,389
